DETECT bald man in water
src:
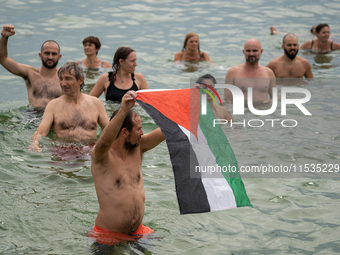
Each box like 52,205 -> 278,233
224,38 -> 276,105
267,33 -> 313,78
90,91 -> 164,237
0,24 -> 62,109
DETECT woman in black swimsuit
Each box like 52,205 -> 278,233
174,32 -> 211,62
89,46 -> 149,102
300,24 -> 340,53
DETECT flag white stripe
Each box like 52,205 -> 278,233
178,125 -> 237,211
137,88 -> 183,93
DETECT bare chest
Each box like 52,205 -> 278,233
181,52 -> 201,61
234,77 -> 270,93
312,41 -> 332,53
54,108 -> 97,131
276,62 -> 305,78
95,151 -> 144,189
26,74 -> 62,100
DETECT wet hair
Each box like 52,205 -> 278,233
310,25 -> 317,34
110,46 -> 135,84
196,74 -> 216,85
41,40 -> 60,54
182,32 -> 203,58
316,23 -> 329,33
282,33 -> 297,44
110,110 -> 138,138
57,62 -> 84,90
82,36 -> 101,55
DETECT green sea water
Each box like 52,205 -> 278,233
0,0 -> 340,254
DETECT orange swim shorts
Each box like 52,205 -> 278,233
88,223 -> 154,246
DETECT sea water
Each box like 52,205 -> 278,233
0,0 -> 339,254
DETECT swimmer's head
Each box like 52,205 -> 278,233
282,33 -> 298,45
243,38 -> 263,63
196,74 -> 217,101
315,23 -> 329,34
41,40 -> 60,54
40,40 -> 61,69
110,109 -> 138,137
196,74 -> 216,86
282,33 -> 299,60
82,36 -> 101,55
110,110 -> 142,150
111,46 -> 135,82
182,32 -> 201,53
58,62 -> 85,90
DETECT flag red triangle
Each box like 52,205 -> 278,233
136,88 -> 200,139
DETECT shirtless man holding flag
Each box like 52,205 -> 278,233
89,90 -> 164,244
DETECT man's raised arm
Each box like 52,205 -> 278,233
91,91 -> 136,163
0,24 -> 31,79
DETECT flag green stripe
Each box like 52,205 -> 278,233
198,91 -> 252,207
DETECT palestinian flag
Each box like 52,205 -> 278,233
136,88 -> 252,215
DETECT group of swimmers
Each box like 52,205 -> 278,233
0,23 -> 217,246
80,24 -> 338,109
0,22 -> 338,246
271,23 -> 340,52
0,23 -> 162,246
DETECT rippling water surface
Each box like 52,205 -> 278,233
1,0 -> 340,254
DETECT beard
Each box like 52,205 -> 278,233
124,141 -> 140,150
284,48 -> 298,60
246,56 -> 258,63
124,134 -> 141,150
42,58 -> 59,69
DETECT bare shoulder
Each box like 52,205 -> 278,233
332,41 -> 340,50
134,73 -> 149,89
232,64 -> 244,70
300,40 -> 312,49
27,65 -> 41,76
226,65 -> 241,77
134,73 -> 145,80
98,72 -> 110,82
101,72 -> 110,79
296,55 -> 310,64
267,56 -> 281,66
174,51 -> 183,61
27,65 -> 39,72
102,60 -> 112,68
134,73 -> 147,84
81,94 -> 106,118
202,52 -> 211,61
90,73 -> 110,97
45,96 -> 64,110
264,65 -> 275,78
83,93 -> 103,104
